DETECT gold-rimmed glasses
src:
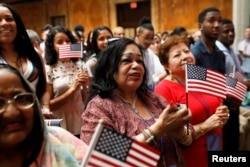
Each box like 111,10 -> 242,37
0,93 -> 35,113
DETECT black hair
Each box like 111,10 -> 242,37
74,24 -> 84,32
221,18 -> 233,25
0,3 -> 46,101
198,7 -> 220,23
85,38 -> 148,106
42,24 -> 53,31
0,63 -> 44,167
90,25 -> 113,56
138,17 -> 154,33
170,26 -> 187,36
45,25 -> 77,65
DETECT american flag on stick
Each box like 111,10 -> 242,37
81,120 -> 161,167
226,76 -> 247,102
228,71 -> 245,83
59,44 -> 82,59
186,64 -> 226,99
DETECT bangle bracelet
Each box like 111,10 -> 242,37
142,128 -> 157,145
41,104 -> 50,109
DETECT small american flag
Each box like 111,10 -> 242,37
228,71 -> 245,82
59,44 -> 82,58
186,64 -> 226,99
226,76 -> 247,102
81,120 -> 160,167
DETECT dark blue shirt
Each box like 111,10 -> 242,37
191,39 -> 225,74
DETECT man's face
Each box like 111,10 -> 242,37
218,23 -> 235,47
199,11 -> 222,41
245,28 -> 250,40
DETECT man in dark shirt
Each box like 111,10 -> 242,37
191,7 -> 239,151
191,7 -> 225,74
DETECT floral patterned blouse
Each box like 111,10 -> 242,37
46,60 -> 87,135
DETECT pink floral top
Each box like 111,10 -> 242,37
81,91 -> 186,167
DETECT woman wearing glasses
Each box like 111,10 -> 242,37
0,64 -> 87,167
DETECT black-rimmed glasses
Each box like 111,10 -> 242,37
0,93 -> 35,113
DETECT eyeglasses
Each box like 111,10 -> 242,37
0,93 -> 35,113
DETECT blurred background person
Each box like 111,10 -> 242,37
161,31 -> 169,44
26,29 -> 43,58
112,26 -> 125,38
72,24 -> 85,43
135,17 -> 164,90
170,26 -> 195,47
238,26 -> 250,79
40,24 -> 53,54
85,25 -> 113,78
149,34 -> 167,84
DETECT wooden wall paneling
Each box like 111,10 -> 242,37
1,0 -> 233,38
10,2 -> 47,35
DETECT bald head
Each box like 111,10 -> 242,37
113,26 -> 125,38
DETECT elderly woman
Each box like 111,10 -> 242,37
0,64 -> 87,167
81,38 -> 195,167
154,35 -> 230,167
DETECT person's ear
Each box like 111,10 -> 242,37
163,64 -> 169,72
198,23 -> 203,31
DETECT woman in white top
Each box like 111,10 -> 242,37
85,25 -> 113,77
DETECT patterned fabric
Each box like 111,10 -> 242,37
46,60 -> 86,135
30,126 -> 87,167
81,91 -> 186,167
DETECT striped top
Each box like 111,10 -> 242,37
0,57 -> 39,91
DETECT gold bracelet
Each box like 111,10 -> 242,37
199,125 -> 205,136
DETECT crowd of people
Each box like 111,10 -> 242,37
0,2 -> 250,166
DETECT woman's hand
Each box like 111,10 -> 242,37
71,71 -> 89,92
199,105 -> 230,135
150,103 -> 192,139
214,105 -> 230,127
77,71 -> 89,88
